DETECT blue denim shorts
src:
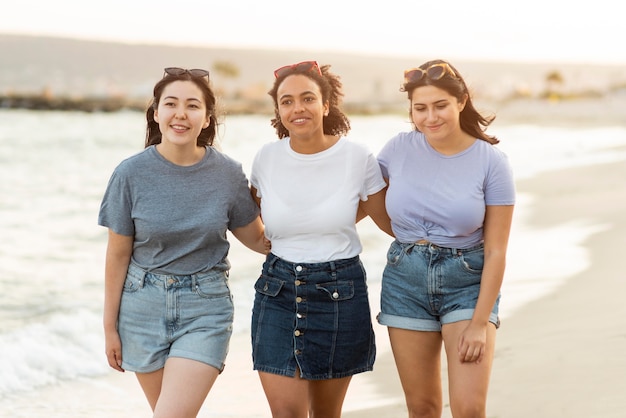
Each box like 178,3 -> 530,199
251,253 -> 376,380
117,263 -> 234,373
377,240 -> 500,331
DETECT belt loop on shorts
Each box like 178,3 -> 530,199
129,262 -> 146,288
329,260 -> 337,279
267,253 -> 279,273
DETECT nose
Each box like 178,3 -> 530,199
426,108 -> 437,122
293,99 -> 306,113
175,105 -> 187,119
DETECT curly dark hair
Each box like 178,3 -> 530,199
401,59 -> 498,145
144,71 -> 218,148
268,63 -> 350,139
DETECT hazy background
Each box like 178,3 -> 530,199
1,0 -> 625,119
2,0 -> 624,64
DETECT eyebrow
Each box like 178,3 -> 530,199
163,96 -> 202,102
414,99 -> 449,106
278,90 -> 316,101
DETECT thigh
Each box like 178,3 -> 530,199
442,320 -> 496,414
309,376 -> 352,418
152,357 -> 220,418
388,327 -> 443,410
258,371 -> 309,418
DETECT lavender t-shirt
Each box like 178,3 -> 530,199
378,131 -> 515,248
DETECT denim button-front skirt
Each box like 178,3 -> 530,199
251,253 -> 376,380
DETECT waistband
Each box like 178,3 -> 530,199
266,253 -> 360,273
398,240 -> 484,256
127,262 -> 226,287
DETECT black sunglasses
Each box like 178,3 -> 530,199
163,67 -> 210,79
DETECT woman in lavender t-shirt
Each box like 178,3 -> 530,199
377,59 -> 515,418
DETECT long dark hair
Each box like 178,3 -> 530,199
402,59 -> 498,144
144,72 -> 218,148
268,63 -> 350,139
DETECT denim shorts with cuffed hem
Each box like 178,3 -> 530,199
377,240 -> 500,332
251,253 -> 376,380
118,263 -> 234,373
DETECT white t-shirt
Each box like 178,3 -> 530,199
251,136 -> 386,263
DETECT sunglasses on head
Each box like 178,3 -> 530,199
273,61 -> 322,79
163,67 -> 210,79
403,63 -> 457,84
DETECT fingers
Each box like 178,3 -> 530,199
459,344 -> 484,364
107,350 -> 125,372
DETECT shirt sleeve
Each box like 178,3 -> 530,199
97,167 -> 135,236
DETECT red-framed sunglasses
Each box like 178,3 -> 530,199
403,63 -> 457,84
273,61 -> 322,79
163,67 -> 210,79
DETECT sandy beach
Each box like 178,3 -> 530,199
2,138 -> 625,418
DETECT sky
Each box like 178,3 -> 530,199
2,0 -> 625,65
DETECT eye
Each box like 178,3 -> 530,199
280,99 -> 292,106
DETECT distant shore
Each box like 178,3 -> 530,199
2,92 -> 626,127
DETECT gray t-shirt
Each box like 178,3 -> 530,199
98,145 -> 260,275
378,131 -> 515,248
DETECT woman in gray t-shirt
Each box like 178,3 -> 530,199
98,67 -> 268,417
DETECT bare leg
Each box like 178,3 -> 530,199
442,321 -> 496,418
388,327 -> 443,418
259,371 -> 309,418
308,375 -> 352,418
136,357 -> 220,418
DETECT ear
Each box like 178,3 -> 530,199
458,93 -> 468,112
203,115 -> 211,129
323,101 -> 330,117
153,109 -> 159,123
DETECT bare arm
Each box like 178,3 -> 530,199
458,204 -> 514,363
231,215 -> 269,255
103,229 -> 133,372
231,186 -> 270,254
358,185 -> 394,237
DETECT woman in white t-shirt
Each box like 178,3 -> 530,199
249,61 -> 393,418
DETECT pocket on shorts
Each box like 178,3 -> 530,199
254,276 -> 285,297
194,273 -> 230,299
386,241 -> 405,267
123,272 -> 143,293
459,249 -> 484,273
316,280 -> 355,301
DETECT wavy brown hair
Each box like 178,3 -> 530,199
268,63 -> 350,139
402,59 -> 498,144
144,71 -> 218,148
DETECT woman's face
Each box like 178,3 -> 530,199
154,80 -> 210,148
409,85 -> 466,141
276,74 -> 329,140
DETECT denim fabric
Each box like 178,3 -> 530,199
117,263 -> 234,373
251,253 -> 376,380
378,240 -> 500,331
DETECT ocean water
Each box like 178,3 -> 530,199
1,109 -> 625,416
